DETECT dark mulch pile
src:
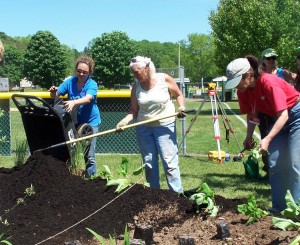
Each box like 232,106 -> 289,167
0,152 -> 298,245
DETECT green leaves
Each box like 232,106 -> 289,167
106,179 -> 131,193
272,190 -> 300,231
86,225 -> 130,245
0,232 -> 13,245
118,157 -> 129,177
23,31 -> 68,88
86,227 -> 115,244
237,195 -> 268,225
209,0 -> 300,70
90,31 -> 135,88
100,157 -> 147,193
188,183 -> 219,217
272,217 -> 300,231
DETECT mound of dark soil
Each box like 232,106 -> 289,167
0,152 -> 298,245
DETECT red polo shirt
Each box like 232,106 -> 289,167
237,73 -> 299,116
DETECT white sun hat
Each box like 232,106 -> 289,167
225,58 -> 250,89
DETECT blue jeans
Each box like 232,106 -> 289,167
268,102 -> 300,212
85,126 -> 98,177
136,122 -> 183,193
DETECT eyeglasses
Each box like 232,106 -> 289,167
265,56 -> 276,60
76,69 -> 89,75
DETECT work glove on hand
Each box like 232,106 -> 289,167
177,106 -> 187,118
116,119 -> 129,132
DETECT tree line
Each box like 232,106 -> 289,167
0,0 -> 299,89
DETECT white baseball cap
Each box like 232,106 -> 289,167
225,58 -> 251,89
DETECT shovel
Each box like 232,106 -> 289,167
35,112 -> 181,153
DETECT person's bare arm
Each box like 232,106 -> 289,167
165,74 -> 184,109
260,109 -> 288,152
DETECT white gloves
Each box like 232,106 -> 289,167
116,119 -> 129,132
177,106 -> 187,118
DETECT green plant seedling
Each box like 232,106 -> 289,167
188,182 -> 219,217
86,224 -> 130,244
1,184 -> 35,227
99,165 -> 113,180
118,157 -> 129,177
106,178 -> 131,193
102,157 -> 148,193
0,232 -> 13,245
237,195 -> 268,225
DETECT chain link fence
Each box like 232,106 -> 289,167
1,95 -> 140,156
0,99 -> 10,155
98,98 -> 139,153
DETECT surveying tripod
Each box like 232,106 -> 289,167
181,83 -> 243,163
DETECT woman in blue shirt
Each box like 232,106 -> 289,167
49,55 -> 101,177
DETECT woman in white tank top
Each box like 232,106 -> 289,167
116,56 -> 185,193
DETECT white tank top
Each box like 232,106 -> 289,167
136,73 -> 175,126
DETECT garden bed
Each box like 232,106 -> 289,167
0,152 -> 298,244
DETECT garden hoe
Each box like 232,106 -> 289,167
34,112 -> 181,153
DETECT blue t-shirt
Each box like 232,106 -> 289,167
57,76 -> 101,127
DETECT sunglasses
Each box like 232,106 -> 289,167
131,58 -> 150,66
297,55 -> 300,59
76,69 -> 89,75
265,56 -> 276,60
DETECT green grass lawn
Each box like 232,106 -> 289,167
0,98 -> 271,203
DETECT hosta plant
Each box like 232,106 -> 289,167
101,157 -> 149,193
188,182 -> 219,217
272,190 -> 300,231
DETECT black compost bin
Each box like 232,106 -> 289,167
12,94 -> 79,162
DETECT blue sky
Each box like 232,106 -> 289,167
1,0 -> 219,51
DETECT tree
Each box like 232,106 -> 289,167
135,40 -> 178,69
61,44 -> 81,76
209,0 -> 300,70
0,45 -> 24,86
180,34 -> 220,83
90,31 -> 135,88
23,31 -> 68,88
